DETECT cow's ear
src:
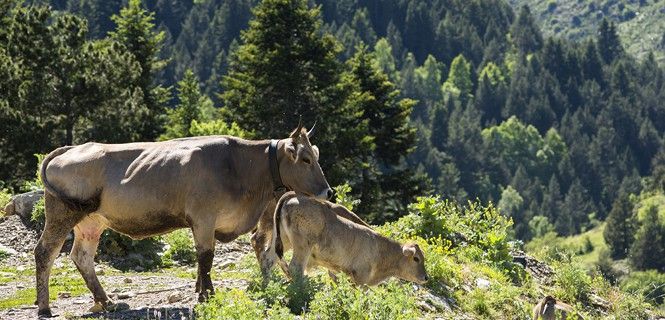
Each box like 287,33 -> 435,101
312,145 -> 319,158
402,245 -> 416,257
285,141 -> 297,161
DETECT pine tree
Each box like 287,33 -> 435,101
160,69 -> 214,140
510,5 -> 543,53
345,45 -> 419,221
603,194 -> 636,259
630,206 -> 665,271
110,0 -> 169,140
556,179 -> 595,236
598,19 -> 623,64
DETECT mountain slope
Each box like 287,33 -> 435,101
507,0 -> 665,63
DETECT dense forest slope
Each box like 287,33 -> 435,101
1,0 -> 665,317
507,0 -> 665,63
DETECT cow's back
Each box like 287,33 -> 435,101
44,138 -> 242,235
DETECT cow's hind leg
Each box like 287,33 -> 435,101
70,217 -> 122,312
288,242 -> 312,284
35,193 -> 82,318
191,220 -> 216,302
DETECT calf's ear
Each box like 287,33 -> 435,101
402,245 -> 416,257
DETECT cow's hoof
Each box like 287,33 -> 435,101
37,308 -> 53,318
89,302 -> 105,313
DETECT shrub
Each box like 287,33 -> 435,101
30,197 -> 45,230
379,197 -> 515,275
196,288 -> 265,319
553,259 -> 593,303
97,230 -> 164,270
332,183 -> 359,211
0,189 -> 12,216
621,270 -> 665,305
162,229 -> 196,265
308,276 -> 421,320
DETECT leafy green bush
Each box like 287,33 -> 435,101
378,197 -> 515,275
190,120 -> 254,138
0,189 -> 12,216
162,229 -> 196,265
552,258 -> 593,303
30,197 -> 45,230
308,276 -> 421,320
196,288 -> 266,319
97,230 -> 164,270
333,183 -> 359,211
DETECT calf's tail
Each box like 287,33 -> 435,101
269,191 -> 296,260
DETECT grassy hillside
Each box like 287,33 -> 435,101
508,0 -> 665,63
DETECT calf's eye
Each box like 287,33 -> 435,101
303,158 -> 311,164
413,257 -> 420,263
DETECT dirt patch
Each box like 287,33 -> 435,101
0,214 -> 255,320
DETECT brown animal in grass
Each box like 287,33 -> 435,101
35,123 -> 331,317
263,192 -> 428,285
532,295 -> 574,320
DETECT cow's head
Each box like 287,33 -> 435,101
279,123 -> 333,200
399,243 -> 428,284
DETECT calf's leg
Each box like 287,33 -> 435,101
288,242 -> 312,284
35,193 -> 83,318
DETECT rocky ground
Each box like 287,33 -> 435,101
0,214 -> 253,320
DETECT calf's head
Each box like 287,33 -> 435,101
280,123 -> 333,200
399,243 -> 428,284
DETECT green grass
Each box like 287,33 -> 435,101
526,223 -> 608,270
0,272 -> 88,309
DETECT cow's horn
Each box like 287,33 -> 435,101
291,116 -> 303,138
307,121 -> 317,138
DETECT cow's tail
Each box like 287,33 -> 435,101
40,146 -> 100,213
264,192 -> 295,275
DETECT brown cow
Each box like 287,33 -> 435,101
35,124 -> 331,317
262,192 -> 428,286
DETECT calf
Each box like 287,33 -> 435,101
263,192 -> 428,286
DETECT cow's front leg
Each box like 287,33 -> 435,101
191,221 -> 216,302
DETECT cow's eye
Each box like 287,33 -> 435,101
413,257 -> 420,263
303,158 -> 311,164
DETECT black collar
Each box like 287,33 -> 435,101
269,139 -> 288,197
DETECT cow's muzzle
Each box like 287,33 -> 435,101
318,188 -> 334,200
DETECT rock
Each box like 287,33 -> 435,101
167,292 -> 184,303
421,291 -> 452,312
57,291 -> 71,299
475,278 -> 490,289
0,244 -> 17,256
16,284 -> 24,289
73,299 -> 89,305
219,260 -> 236,269
4,190 -> 44,220
95,267 -> 105,275
134,265 -> 145,272
123,277 -> 133,284
117,291 -> 136,299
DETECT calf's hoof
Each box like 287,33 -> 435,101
37,308 -> 53,318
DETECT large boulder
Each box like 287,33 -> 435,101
3,190 -> 44,220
